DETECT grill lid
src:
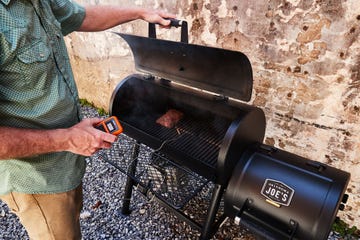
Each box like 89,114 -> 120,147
114,32 -> 253,102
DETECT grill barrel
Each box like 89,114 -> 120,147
109,27 -> 266,239
110,74 -> 266,184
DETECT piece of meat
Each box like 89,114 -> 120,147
156,109 -> 184,128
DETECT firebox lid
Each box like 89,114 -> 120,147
114,33 -> 253,102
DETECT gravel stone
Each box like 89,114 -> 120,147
0,106 -> 351,239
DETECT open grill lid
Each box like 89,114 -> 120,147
113,32 -> 253,102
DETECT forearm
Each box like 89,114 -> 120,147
0,127 -> 69,159
78,6 -> 174,32
78,6 -> 139,31
0,118 -> 118,159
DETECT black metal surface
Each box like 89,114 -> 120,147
97,135 -> 209,209
110,75 -> 266,183
109,25 -> 266,240
149,19 -> 188,43
113,32 -> 253,102
224,144 -> 351,240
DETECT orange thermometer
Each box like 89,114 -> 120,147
95,116 -> 123,136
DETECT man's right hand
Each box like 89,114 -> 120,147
65,118 -> 117,156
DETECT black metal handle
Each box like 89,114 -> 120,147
148,19 -> 188,44
166,18 -> 183,27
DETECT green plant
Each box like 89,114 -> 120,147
97,107 -> 107,116
79,98 -> 93,107
79,98 -> 108,116
332,218 -> 360,238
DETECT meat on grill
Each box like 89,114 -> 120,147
156,109 -> 184,128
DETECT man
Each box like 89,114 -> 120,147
0,1 -> 175,239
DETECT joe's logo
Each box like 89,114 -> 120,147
261,179 -> 294,206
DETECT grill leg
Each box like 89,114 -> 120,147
200,184 -> 225,240
121,141 -> 140,215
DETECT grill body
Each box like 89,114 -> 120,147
110,74 -> 266,185
109,24 -> 266,240
224,144 -> 350,240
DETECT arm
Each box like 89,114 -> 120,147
0,118 -> 117,159
78,6 -> 176,32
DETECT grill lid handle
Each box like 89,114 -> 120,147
149,19 -> 188,44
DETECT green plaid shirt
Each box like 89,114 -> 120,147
0,0 -> 86,194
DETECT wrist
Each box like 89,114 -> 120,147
50,128 -> 72,153
135,7 -> 147,21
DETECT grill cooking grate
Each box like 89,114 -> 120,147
122,110 -> 231,168
94,134 -> 209,209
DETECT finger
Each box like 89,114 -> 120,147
161,18 -> 172,27
84,149 -> 96,157
101,132 -> 117,143
87,117 -> 105,126
159,11 -> 176,19
100,142 -> 113,149
157,12 -> 176,26
91,148 -> 101,156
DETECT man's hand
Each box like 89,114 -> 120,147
65,118 -> 117,156
139,9 -> 176,27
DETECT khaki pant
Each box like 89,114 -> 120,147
0,184 -> 83,240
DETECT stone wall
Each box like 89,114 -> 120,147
66,0 -> 360,228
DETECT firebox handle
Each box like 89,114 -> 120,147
148,19 -> 188,44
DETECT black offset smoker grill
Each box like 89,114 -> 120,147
108,21 -> 350,240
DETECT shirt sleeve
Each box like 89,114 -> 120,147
50,0 -> 86,36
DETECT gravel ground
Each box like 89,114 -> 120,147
0,106 -> 351,240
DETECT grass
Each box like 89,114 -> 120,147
332,218 -> 360,239
79,98 -> 108,116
